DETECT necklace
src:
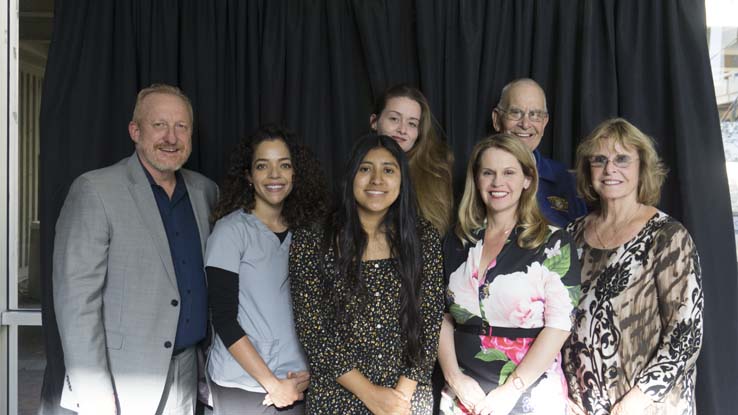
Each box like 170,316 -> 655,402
483,217 -> 516,239
485,223 -> 515,241
593,203 -> 641,249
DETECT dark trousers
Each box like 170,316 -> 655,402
210,382 -> 305,415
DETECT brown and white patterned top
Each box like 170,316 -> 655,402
564,211 -> 703,415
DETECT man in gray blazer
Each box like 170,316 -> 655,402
53,84 -> 218,414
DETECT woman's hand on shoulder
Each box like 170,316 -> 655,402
363,384 -> 411,415
473,383 -> 521,415
611,386 -> 652,415
446,371 -> 486,413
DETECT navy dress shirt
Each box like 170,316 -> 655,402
534,150 -> 587,227
141,160 -> 208,352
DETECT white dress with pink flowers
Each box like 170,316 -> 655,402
440,226 -> 580,415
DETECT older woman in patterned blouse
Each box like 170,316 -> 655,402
563,118 -> 703,415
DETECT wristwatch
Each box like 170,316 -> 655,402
511,373 -> 525,391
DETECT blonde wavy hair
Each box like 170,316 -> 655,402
575,118 -> 667,209
456,133 -> 549,249
372,85 -> 454,233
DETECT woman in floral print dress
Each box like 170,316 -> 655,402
290,134 -> 444,414
563,118 -> 703,415
438,134 -> 581,415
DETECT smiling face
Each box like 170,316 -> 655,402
129,92 -> 193,179
590,138 -> 640,205
248,139 -> 294,211
475,147 -> 531,216
492,82 -> 549,151
353,147 -> 402,219
370,96 -> 422,152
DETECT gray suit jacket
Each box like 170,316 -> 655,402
53,154 -> 218,414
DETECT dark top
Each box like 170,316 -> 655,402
206,266 -> 243,347
290,219 -> 444,414
141,159 -> 207,351
441,225 -> 580,413
275,229 -> 289,243
535,150 -> 587,227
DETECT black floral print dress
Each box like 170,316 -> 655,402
441,226 -> 580,414
563,211 -> 704,415
290,220 -> 444,414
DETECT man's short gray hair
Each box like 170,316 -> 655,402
496,78 -> 547,111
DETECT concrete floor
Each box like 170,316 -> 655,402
18,325 -> 44,415
15,324 -> 214,415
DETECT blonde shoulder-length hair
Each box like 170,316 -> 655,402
575,118 -> 667,209
456,133 -> 549,249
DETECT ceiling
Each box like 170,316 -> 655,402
19,0 -> 54,62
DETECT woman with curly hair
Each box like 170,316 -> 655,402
291,134 -> 445,414
370,84 -> 454,234
205,125 -> 329,414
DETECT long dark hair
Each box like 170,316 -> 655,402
327,134 -> 424,365
212,124 -> 329,227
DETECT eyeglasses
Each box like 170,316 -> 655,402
588,154 -> 638,168
150,121 -> 191,133
497,107 -> 548,123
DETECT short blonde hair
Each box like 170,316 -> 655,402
132,83 -> 193,124
575,118 -> 667,208
456,133 -> 549,249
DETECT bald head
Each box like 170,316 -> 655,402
492,79 -> 549,151
497,79 -> 547,111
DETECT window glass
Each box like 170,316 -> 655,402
707,0 -> 738,255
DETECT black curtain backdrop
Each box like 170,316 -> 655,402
38,1 -> 737,413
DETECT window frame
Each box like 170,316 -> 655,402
1,1 -> 44,414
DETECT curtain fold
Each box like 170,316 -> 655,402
39,1 -> 736,413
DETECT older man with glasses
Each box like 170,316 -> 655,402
492,78 -> 586,226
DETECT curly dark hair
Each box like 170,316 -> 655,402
211,124 -> 329,227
